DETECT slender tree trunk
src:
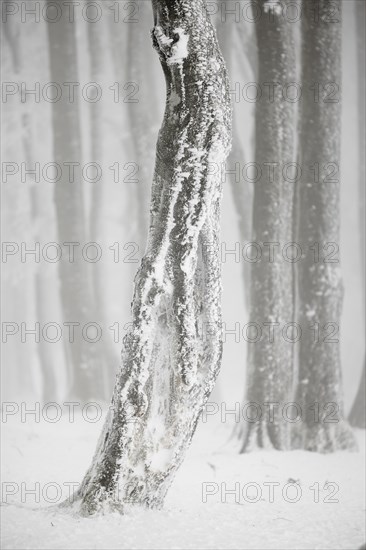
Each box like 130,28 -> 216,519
294,0 -> 356,451
22,112 -> 59,402
349,0 -> 365,430
66,0 -> 231,515
3,8 -> 59,401
216,1 -> 254,309
349,361 -> 365,429
126,0 -> 159,252
47,1 -> 103,401
3,0 -> 20,72
240,0 -> 296,452
87,5 -> 119,397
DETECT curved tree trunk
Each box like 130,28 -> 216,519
240,0 -> 296,452
294,0 -> 356,451
67,0 -> 231,515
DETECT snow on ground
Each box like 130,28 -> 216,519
1,409 -> 365,550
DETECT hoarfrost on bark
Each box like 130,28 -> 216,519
153,26 -> 189,67
63,0 -> 232,516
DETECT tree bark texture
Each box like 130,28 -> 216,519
348,0 -> 365,431
47,1 -> 104,401
67,0 -> 232,515
216,0 -> 253,310
241,0 -> 296,451
294,0 -> 356,451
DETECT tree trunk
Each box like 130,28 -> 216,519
216,0 -> 254,310
294,0 -> 356,451
349,361 -> 365,429
349,0 -> 365,430
240,0 -> 296,452
126,0 -> 159,253
22,111 -> 59,402
3,8 -> 59,401
47,1 -> 104,401
87,5 -> 119,397
66,0 -> 231,515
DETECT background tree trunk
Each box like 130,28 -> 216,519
22,111 -> 59,402
47,1 -> 104,401
349,0 -> 365,430
240,0 -> 296,452
67,0 -> 232,515
87,4 -> 119,397
349,361 -> 365,429
216,0 -> 254,310
294,0 -> 356,451
127,0 -> 159,253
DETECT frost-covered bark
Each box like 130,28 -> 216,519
240,0 -> 296,452
47,2 -> 104,401
66,0 -> 231,515
293,0 -> 356,451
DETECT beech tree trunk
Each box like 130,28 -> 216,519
3,9 -> 61,402
67,0 -> 231,515
349,0 -> 365,430
349,361 -> 365,429
127,0 -> 159,252
216,0 -> 253,309
23,112 -> 59,402
87,5 -> 119,397
2,13 -> 35,398
47,1 -> 104,401
240,0 -> 296,452
294,0 -> 356,451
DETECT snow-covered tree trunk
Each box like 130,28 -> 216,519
240,0 -> 296,452
67,0 -> 231,515
293,0 -> 356,451
47,1 -> 104,401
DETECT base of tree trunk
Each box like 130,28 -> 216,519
240,420 -> 290,453
291,421 -> 358,453
61,490 -> 125,516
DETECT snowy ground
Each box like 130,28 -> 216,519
1,409 -> 365,550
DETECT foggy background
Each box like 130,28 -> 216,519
1,1 -> 366,549
1,0 -> 364,411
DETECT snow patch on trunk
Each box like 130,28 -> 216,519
154,26 -> 189,67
